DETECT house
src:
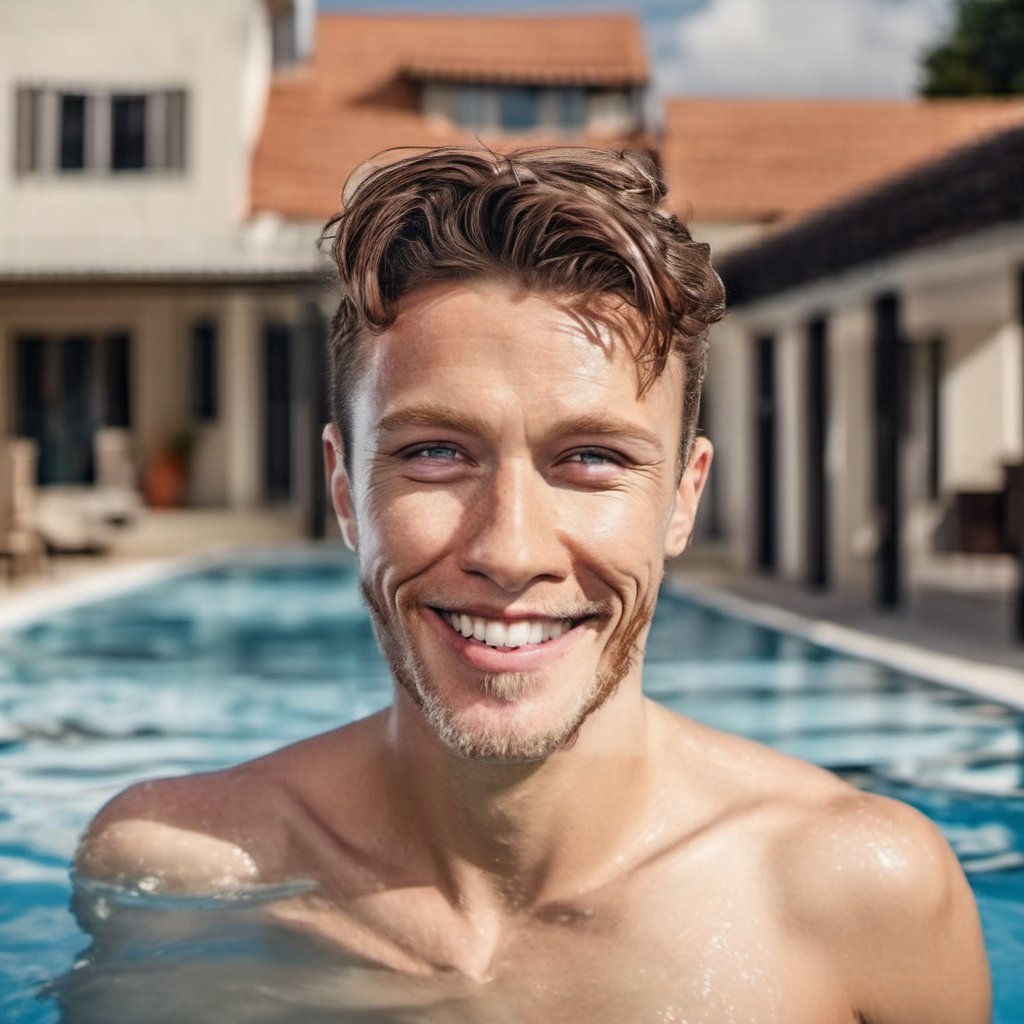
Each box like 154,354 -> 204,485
3,1 -> 1022,644
0,0 -> 322,528
0,4 -> 650,537
656,96 -> 1024,571
704,121 -> 1024,642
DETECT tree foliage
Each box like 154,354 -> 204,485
921,0 -> 1024,95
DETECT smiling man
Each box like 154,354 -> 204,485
76,147 -> 990,1023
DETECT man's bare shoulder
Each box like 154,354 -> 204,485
75,764 -> 281,893
74,715 -> 381,895
657,712 -> 990,1022
774,786 -> 991,1023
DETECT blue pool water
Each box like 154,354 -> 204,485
1,548 -> 1022,1022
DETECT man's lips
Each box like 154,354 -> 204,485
425,606 -> 590,672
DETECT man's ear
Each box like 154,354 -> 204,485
664,437 -> 713,558
323,423 -> 358,552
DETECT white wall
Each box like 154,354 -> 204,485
719,223 -> 1024,591
942,324 -> 1018,490
0,0 -> 272,271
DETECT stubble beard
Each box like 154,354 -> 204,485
361,578 -> 657,764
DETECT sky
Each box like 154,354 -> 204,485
319,0 -> 956,100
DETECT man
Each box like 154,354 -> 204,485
77,146 -> 990,1023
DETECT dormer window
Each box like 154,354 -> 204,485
499,88 -> 540,133
421,83 -> 638,137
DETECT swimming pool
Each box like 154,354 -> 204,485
1,548 -> 1022,1022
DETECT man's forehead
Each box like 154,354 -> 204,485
359,280 -> 684,400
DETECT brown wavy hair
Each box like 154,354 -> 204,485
321,145 -> 725,469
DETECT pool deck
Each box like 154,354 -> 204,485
668,558 -> 1024,710
3,510 -> 1023,707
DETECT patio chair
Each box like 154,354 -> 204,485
33,428 -> 142,552
1,438 -> 46,579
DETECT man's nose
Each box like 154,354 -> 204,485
459,461 -> 567,592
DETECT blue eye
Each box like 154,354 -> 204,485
568,449 -> 617,465
409,444 -> 460,460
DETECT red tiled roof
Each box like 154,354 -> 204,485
663,97 -> 1024,223
250,13 -> 650,220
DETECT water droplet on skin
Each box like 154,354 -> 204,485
137,875 -> 160,893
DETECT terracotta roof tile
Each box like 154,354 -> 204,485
663,97 -> 1024,223
250,13 -> 650,220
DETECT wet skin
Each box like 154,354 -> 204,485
76,282 -> 991,1023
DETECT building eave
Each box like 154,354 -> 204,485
719,122 -> 1024,309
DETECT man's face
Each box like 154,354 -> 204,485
326,280 -> 710,763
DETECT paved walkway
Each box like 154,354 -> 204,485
670,558 -> 1024,684
0,507 -> 309,616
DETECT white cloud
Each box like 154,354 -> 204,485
649,0 -> 953,98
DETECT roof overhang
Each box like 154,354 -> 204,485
720,123 -> 1024,308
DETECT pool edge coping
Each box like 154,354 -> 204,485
664,576 -> 1024,712
0,545 -> 254,634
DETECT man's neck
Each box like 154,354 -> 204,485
380,685 -> 662,915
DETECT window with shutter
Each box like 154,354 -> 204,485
12,85 -> 187,175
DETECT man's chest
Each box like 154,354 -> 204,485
270,879 -> 855,1024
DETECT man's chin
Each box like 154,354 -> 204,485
412,680 -> 593,765
435,721 -> 575,765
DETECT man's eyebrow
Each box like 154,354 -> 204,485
549,413 -> 664,452
375,403 -> 493,438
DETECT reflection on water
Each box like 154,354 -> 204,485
55,879 -> 472,1024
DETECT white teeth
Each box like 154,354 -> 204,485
442,610 -> 574,648
506,621 -> 531,647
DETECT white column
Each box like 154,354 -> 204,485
135,292 -> 186,468
1000,320 -> 1024,464
223,290 -> 262,508
828,305 -> 875,601
703,318 -> 751,569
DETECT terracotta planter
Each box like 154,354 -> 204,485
144,451 -> 186,508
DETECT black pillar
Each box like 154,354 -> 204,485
263,322 -> 293,502
806,315 -> 830,590
295,299 -> 330,540
873,293 -> 903,609
1016,269 -> 1024,641
753,334 -> 777,573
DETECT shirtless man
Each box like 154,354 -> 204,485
76,147 -> 990,1023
